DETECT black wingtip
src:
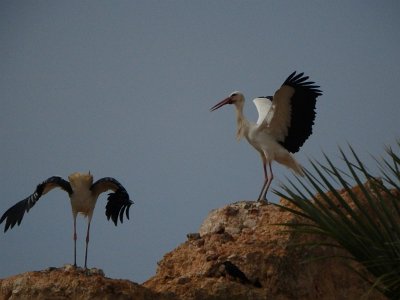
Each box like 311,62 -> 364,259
1,199 -> 31,233
286,71 -> 297,81
276,71 -> 323,153
126,204 -> 131,220
0,214 -> 6,225
283,71 -> 323,97
105,189 -> 133,226
3,222 -> 10,233
1,176 -> 71,233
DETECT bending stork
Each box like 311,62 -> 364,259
210,71 -> 322,202
0,172 -> 133,268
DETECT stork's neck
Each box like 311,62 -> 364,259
235,103 -> 249,141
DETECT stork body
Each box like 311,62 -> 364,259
210,71 -> 322,202
0,172 -> 133,268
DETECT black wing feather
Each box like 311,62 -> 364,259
106,189 -> 133,226
279,71 -> 323,153
0,176 -> 72,232
92,177 -> 134,226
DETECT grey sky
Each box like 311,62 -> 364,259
1,1 -> 399,283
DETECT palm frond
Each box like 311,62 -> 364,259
274,142 -> 400,299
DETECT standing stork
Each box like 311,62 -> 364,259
210,71 -> 322,202
0,172 -> 133,268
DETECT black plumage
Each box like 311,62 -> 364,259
92,177 -> 133,226
0,172 -> 134,268
0,176 -> 72,232
279,71 -> 322,153
210,71 -> 322,201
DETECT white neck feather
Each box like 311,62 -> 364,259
235,104 -> 248,141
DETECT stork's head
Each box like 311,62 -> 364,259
210,91 -> 244,111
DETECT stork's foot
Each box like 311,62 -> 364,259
63,263 -> 78,271
256,192 -> 269,203
257,198 -> 269,204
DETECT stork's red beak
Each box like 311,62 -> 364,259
210,97 -> 232,111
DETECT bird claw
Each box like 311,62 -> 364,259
257,197 -> 269,204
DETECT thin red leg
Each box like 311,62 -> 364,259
84,220 -> 91,269
73,217 -> 77,267
257,162 -> 268,201
261,162 -> 274,202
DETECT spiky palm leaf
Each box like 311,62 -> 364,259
274,142 -> 400,299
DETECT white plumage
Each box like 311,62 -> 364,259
0,172 -> 134,268
210,71 -> 322,202
253,97 -> 273,125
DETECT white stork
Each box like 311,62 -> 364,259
0,172 -> 133,268
210,71 -> 322,202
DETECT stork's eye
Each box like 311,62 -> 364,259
231,93 -> 238,97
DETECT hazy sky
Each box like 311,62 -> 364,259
1,1 -> 399,283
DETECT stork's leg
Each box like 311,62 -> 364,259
73,216 -> 77,267
260,162 -> 274,201
84,220 -> 91,269
257,162 -> 269,202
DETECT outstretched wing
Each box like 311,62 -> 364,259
0,176 -> 72,232
265,71 -> 322,153
91,177 -> 133,226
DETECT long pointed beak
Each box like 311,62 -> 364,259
210,97 -> 232,111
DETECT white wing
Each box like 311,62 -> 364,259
257,85 -> 295,142
255,71 -> 322,151
267,85 -> 295,141
253,97 -> 273,125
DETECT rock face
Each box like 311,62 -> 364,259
144,195 -> 386,299
0,183 -> 388,299
0,265 -> 172,300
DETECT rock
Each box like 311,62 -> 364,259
0,181 -> 389,300
186,233 -> 201,241
199,201 -> 267,236
0,267 -> 173,300
144,184 -> 387,300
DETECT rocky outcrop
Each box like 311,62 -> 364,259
144,190 -> 386,299
0,265 -> 173,300
0,182 -> 388,299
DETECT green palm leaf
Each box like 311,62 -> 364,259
274,142 -> 400,299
